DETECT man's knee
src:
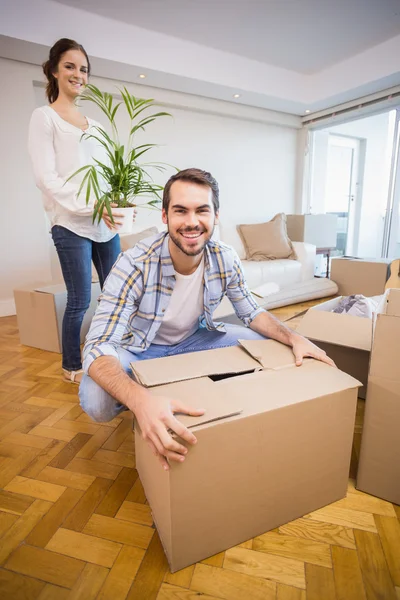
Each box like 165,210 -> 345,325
79,374 -> 126,422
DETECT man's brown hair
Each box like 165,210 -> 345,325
163,168 -> 219,213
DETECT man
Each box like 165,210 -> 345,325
80,168 -> 333,470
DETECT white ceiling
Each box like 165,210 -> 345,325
52,0 -> 400,74
1,0 -> 400,116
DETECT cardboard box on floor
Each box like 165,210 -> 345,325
357,289 -> 400,504
296,296 -> 372,399
330,257 -> 391,296
14,282 -> 101,353
132,339 -> 360,572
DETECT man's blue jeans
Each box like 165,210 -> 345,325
51,225 -> 121,371
79,324 -> 265,422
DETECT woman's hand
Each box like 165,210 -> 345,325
102,203 -> 124,231
102,203 -> 137,231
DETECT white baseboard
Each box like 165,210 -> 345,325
0,298 -> 16,317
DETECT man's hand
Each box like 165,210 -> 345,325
291,335 -> 336,367
134,392 -> 205,471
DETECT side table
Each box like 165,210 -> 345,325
316,247 -> 336,278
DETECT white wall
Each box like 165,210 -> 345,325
310,130 -> 329,214
0,59 -> 53,317
0,57 -> 299,315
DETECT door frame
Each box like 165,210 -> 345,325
383,108 -> 400,257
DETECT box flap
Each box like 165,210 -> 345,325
336,257 -> 391,264
331,258 -> 390,297
296,309 -> 372,351
34,283 -> 67,295
215,359 -> 361,416
369,314 -> 400,381
150,377 -> 243,429
130,345 -> 261,387
238,339 -> 297,369
307,297 -> 343,312
385,288 -> 400,317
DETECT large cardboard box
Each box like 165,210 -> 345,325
132,339 -> 360,572
357,289 -> 400,504
330,257 -> 391,296
296,296 -> 372,399
14,282 -> 101,353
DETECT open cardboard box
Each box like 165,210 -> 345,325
296,296 -> 373,398
330,257 -> 391,296
357,288 -> 400,504
14,282 -> 101,353
132,339 -> 360,572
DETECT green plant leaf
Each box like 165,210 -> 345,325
64,164 -> 92,184
68,85 -> 175,217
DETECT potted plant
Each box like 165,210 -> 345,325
68,84 -> 171,234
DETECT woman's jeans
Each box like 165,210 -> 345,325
51,225 -> 121,371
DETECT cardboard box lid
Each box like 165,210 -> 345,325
215,359 -> 360,416
296,305 -> 372,352
134,340 -> 361,430
332,256 -> 392,265
238,338 -> 296,369
150,377 -> 244,429
13,282 -> 66,295
34,283 -> 67,295
131,344 -> 262,387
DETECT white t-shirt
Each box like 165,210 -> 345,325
152,258 -> 205,345
28,105 -> 115,243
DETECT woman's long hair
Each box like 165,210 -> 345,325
42,38 -> 91,103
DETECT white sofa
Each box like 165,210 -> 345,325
217,222 -> 315,289
215,222 -> 338,315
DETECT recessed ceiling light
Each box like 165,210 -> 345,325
139,74 -> 146,79
233,94 -> 240,98
305,109 -> 311,114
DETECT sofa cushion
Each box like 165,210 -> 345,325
238,213 -> 297,261
242,258 -> 302,289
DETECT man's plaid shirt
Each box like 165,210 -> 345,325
83,232 -> 264,372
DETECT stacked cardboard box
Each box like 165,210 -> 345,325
132,339 -> 360,571
357,289 -> 400,504
297,286 -> 400,505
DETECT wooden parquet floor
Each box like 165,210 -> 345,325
0,300 -> 399,600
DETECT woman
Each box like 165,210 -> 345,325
28,38 -> 128,384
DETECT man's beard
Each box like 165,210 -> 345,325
168,223 -> 215,256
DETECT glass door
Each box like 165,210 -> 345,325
324,135 -> 360,256
384,108 -> 400,259
307,110 -> 398,259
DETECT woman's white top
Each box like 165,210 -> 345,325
28,105 -> 115,242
